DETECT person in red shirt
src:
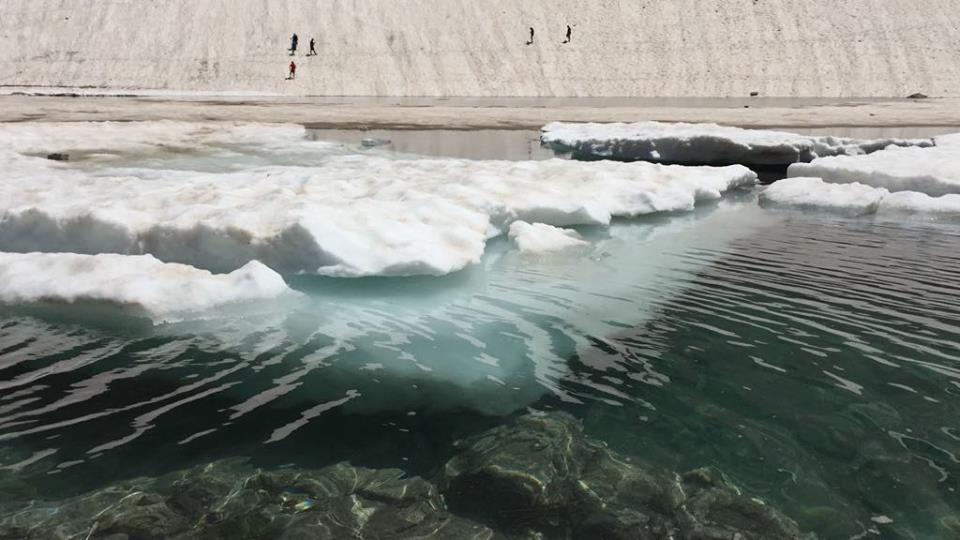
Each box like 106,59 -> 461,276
288,61 -> 297,80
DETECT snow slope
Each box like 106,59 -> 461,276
0,121 -> 756,277
2,0 -> 960,97
541,122 -> 932,166
0,253 -> 290,322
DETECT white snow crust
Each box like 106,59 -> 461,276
0,252 -> 290,321
0,121 -> 311,156
878,191 -> 960,217
541,122 -> 932,166
762,177 -> 960,219
788,144 -> 960,197
935,133 -> 960,147
508,222 -> 589,253
759,177 -> 888,215
0,122 -> 757,277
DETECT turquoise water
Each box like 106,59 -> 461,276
3,204 -> 960,538
2,134 -> 960,538
572,215 -> 960,538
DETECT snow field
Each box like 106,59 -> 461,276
8,118 -> 960,323
0,122 -> 757,277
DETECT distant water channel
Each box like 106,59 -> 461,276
1,128 -> 959,538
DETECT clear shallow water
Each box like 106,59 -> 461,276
570,216 -> 960,538
2,133 -> 960,538
4,205 -> 960,538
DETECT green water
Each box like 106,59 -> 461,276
2,199 -> 960,538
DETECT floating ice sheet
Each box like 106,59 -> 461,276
0,122 -> 757,277
761,177 -> 960,219
760,177 -> 888,216
879,191 -> 960,218
0,252 -> 291,322
788,144 -> 960,197
508,221 -> 589,253
541,121 -> 933,166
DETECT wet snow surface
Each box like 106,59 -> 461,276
0,253 -> 291,322
2,121 -> 960,323
788,142 -> 960,196
0,121 -> 756,319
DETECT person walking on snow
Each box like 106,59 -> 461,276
290,33 -> 299,55
563,25 -> 572,43
288,60 -> 297,80
309,38 -> 317,56
526,27 -> 534,45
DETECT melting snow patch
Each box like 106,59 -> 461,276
0,252 -> 291,322
878,191 -> 960,218
762,177 -> 960,219
0,122 -> 757,277
788,144 -> 960,197
936,133 -> 960,147
541,121 -> 932,166
0,120 -> 313,156
759,177 -> 888,216
508,221 -> 589,253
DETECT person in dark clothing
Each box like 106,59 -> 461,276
309,38 -> 317,56
288,60 -> 297,79
290,33 -> 298,55
526,27 -> 534,45
563,25 -> 572,43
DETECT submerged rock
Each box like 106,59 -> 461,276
0,460 -> 497,540
1,414 -> 813,539
442,413 -> 813,539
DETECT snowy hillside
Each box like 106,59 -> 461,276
2,0 -> 959,97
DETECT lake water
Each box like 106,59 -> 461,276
1,127 -> 959,538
